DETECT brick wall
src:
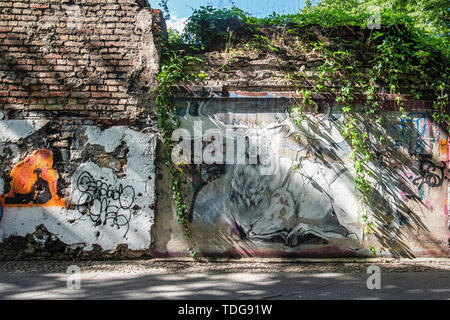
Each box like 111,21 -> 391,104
0,3 -> 448,259
0,0 -> 164,121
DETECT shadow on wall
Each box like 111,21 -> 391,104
154,98 -> 450,258
363,111 -> 449,258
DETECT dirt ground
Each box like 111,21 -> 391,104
1,257 -> 449,274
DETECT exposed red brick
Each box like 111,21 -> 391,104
0,0 -> 162,115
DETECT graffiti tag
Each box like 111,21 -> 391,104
76,171 -> 135,236
411,159 -> 446,192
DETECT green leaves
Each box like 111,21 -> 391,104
155,40 -> 199,259
244,34 -> 280,52
183,6 -> 254,50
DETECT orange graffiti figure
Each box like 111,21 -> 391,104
439,138 -> 448,155
0,149 -> 65,207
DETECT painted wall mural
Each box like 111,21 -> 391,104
0,149 -> 65,207
165,98 -> 450,257
0,110 -> 447,258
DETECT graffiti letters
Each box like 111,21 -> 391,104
393,112 -> 428,155
411,159 -> 446,192
76,171 -> 135,236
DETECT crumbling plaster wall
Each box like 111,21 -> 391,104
0,0 -> 163,260
0,121 -> 156,259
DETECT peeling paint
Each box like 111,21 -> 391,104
0,120 -> 48,143
0,123 -> 157,253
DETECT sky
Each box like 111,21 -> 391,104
149,0 -> 313,33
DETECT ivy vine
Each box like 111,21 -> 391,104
290,22 -> 448,255
155,42 -> 203,259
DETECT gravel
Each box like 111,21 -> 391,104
0,258 -> 449,274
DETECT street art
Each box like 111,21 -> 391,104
390,112 -> 449,158
75,171 -> 136,236
222,159 -> 359,246
411,158 -> 446,192
439,137 -> 448,156
167,98 -> 450,257
0,149 -> 65,207
174,98 -> 362,251
392,112 -> 428,155
0,125 -> 156,253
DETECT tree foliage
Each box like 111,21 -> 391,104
177,0 -> 448,53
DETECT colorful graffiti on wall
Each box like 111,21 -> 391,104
168,98 -> 450,257
0,149 -> 65,207
393,112 -> 428,155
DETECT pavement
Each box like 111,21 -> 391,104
0,258 -> 449,300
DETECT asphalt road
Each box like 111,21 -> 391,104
0,271 -> 449,300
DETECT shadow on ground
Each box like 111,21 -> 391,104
0,268 -> 449,300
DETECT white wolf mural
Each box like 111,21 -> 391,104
175,98 -> 364,251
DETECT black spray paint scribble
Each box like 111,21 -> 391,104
76,171 -> 136,236
411,159 -> 446,192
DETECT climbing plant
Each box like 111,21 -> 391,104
289,15 -> 448,253
155,39 -> 203,259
